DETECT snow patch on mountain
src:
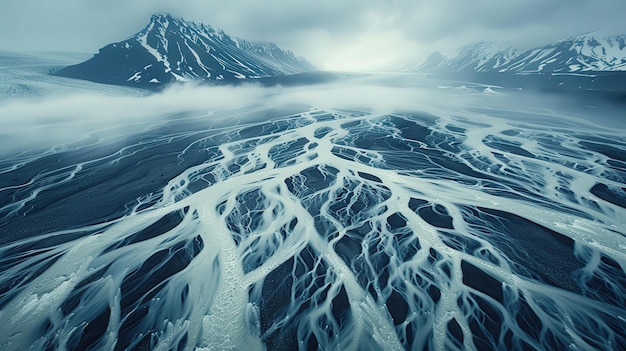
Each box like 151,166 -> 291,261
408,33 -> 626,74
55,13 -> 315,88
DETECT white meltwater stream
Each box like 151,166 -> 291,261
0,80 -> 625,351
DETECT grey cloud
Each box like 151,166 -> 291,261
399,0 -> 626,47
1,0 -> 625,70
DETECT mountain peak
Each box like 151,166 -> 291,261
148,13 -> 176,26
150,12 -> 173,20
55,14 -> 315,88
411,51 -> 447,72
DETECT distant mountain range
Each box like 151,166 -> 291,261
405,33 -> 626,74
401,33 -> 626,92
54,13 -> 315,88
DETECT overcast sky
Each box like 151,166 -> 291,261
1,0 -> 625,71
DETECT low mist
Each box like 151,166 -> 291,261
1,76 -> 623,159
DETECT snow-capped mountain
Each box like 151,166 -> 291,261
401,51 -> 447,72
409,33 -> 626,74
55,13 -> 315,88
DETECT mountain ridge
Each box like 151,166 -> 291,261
407,33 -> 626,74
54,13 -> 315,88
